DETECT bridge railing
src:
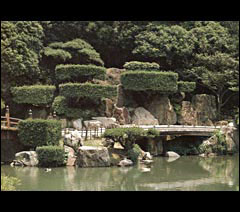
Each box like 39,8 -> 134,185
1,106 -> 23,129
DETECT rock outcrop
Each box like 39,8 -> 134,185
178,101 -> 198,125
165,151 -> 180,158
76,146 -> 111,167
178,94 -> 217,126
146,96 -> 177,125
131,107 -> 159,125
14,151 -> 39,166
118,158 -> 133,167
64,146 -> 77,166
103,98 -> 114,117
84,120 -> 102,129
220,125 -> 238,153
73,119 -> 83,130
113,106 -> 130,125
192,94 -> 217,125
92,117 -> 119,129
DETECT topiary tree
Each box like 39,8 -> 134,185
40,38 -> 104,86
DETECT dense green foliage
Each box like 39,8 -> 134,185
123,61 -> 160,71
198,130 -> 228,155
1,21 -> 239,120
103,127 -> 145,150
11,85 -> 56,106
103,127 -> 159,151
55,64 -> 106,83
36,146 -> 66,167
127,144 -> 142,163
121,71 -> 178,92
43,38 -> 104,67
18,119 -> 61,148
178,81 -> 196,92
59,83 -> 117,99
1,175 -> 21,191
52,96 -> 98,119
1,21 -> 44,103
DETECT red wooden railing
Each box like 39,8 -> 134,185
1,106 -> 23,130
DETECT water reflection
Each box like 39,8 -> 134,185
1,155 -> 239,191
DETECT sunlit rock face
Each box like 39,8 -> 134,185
131,107 -> 159,125
15,151 -> 39,166
145,96 -> 177,125
178,94 -> 217,126
191,94 -> 217,125
76,146 -> 111,168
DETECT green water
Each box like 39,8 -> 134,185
1,155 -> 239,191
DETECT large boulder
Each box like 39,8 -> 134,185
15,151 -> 39,166
73,119 -> 83,130
76,146 -> 111,167
116,84 -> 126,108
178,101 -> 198,125
92,117 -> 118,129
146,96 -> 177,125
64,130 -> 83,152
192,94 -> 217,125
103,98 -> 114,117
64,146 -> 77,166
131,107 -> 159,125
118,158 -> 133,167
165,151 -> 180,158
106,68 -> 125,85
84,120 -> 102,129
113,106 -> 130,125
220,126 -> 238,153
178,94 -> 217,126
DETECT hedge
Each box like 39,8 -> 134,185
52,96 -> 98,119
11,85 -> 56,106
55,64 -> 106,83
178,81 -> 196,92
18,119 -> 62,148
36,146 -> 66,167
123,61 -> 160,71
59,83 -> 117,99
120,71 -> 178,92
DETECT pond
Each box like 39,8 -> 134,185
1,155 -> 239,191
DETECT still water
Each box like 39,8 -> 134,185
1,155 -> 239,191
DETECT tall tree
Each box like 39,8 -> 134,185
1,21 -> 44,102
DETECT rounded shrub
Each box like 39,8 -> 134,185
178,81 -> 196,92
59,83 -> 117,99
121,71 -> 178,92
36,146 -> 66,167
11,85 -> 56,106
55,64 -> 106,83
123,61 -> 160,71
18,119 -> 62,148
